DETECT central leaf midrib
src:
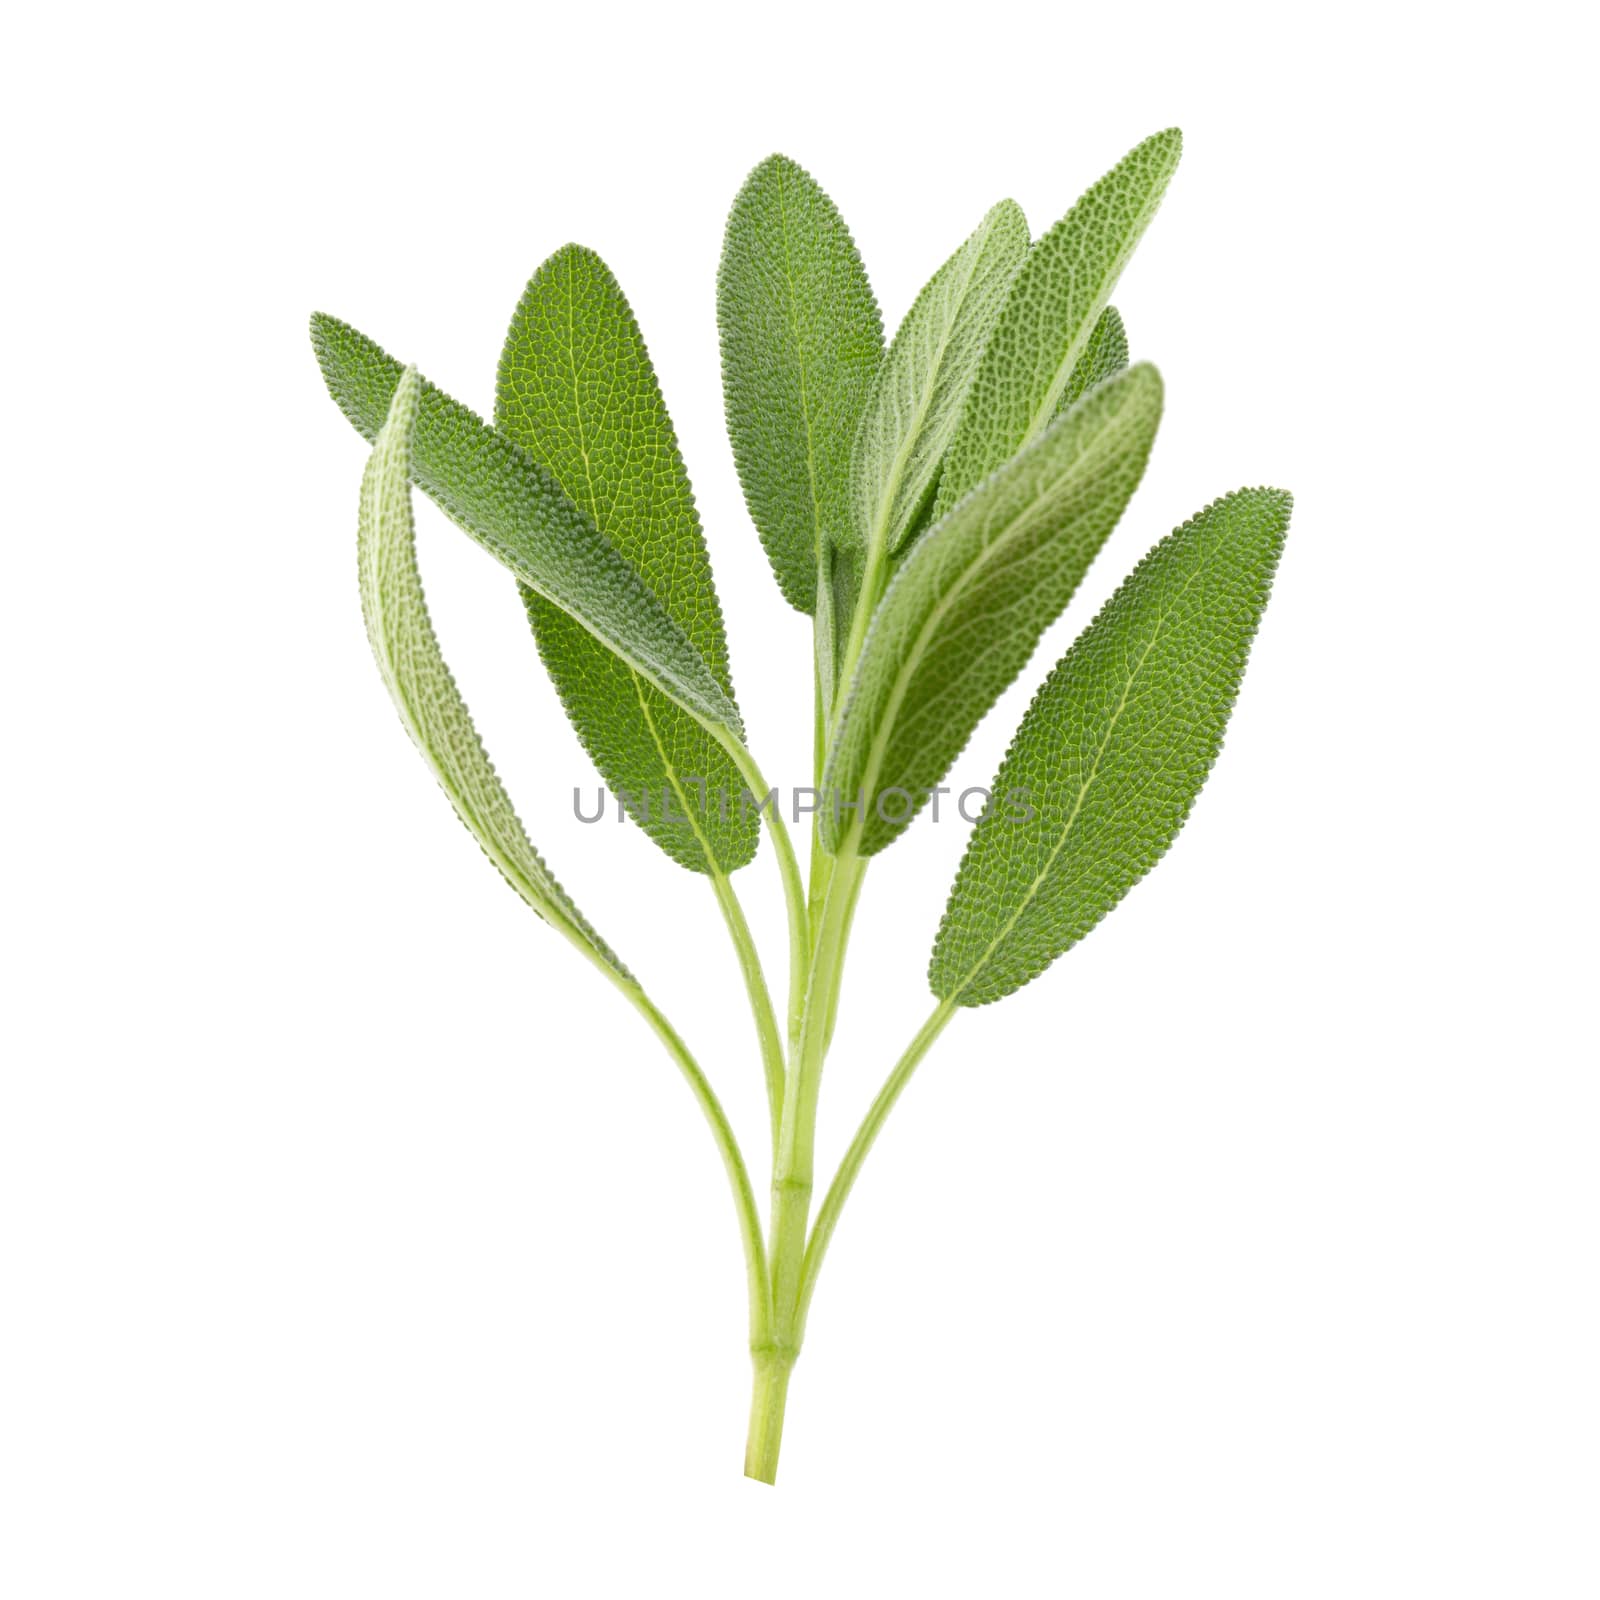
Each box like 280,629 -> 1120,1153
558,264 -> 716,870
946,547 -> 1212,1000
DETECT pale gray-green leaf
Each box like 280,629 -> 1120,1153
1056,304 -> 1129,416
313,313 -> 741,737
821,363 -> 1164,856
717,154 -> 883,612
933,129 -> 1180,518
930,486 -> 1292,1006
359,369 -> 629,980
849,199 -> 1029,561
495,245 -> 757,874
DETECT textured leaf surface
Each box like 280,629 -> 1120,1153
495,246 -> 757,872
930,487 -> 1292,1006
849,199 -> 1029,561
933,130 -> 1180,517
821,364 -> 1163,856
359,369 -> 629,979
1056,305 -> 1129,416
313,313 -> 740,736
718,155 -> 883,612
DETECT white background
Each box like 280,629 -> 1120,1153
3,2 -> 1595,1594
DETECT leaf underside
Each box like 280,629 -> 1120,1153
881,306 -> 1130,591
359,369 -> 629,980
848,198 -> 1030,566
930,486 -> 1292,1006
495,246 -> 757,873
717,154 -> 884,613
312,313 -> 741,738
933,128 -> 1181,520
821,363 -> 1165,856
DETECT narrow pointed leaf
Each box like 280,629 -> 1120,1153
359,369 -> 630,980
849,199 -> 1029,562
821,363 -> 1163,856
1056,304 -> 1129,417
933,129 -> 1181,518
495,247 -> 757,873
313,313 -> 741,737
718,155 -> 883,612
930,487 -> 1292,1006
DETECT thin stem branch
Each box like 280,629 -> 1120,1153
710,727 -> 810,1052
615,978 -> 771,1343
709,869 -> 787,1151
793,998 -> 957,1342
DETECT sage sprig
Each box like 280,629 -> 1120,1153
314,128 -> 1291,1485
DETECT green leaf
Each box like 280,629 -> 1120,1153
930,486 -> 1292,1006
717,154 -> 884,613
359,368 -> 630,981
820,363 -> 1163,857
1056,304 -> 1129,417
932,129 -> 1181,519
495,246 -> 757,874
849,199 -> 1029,562
312,313 -> 741,737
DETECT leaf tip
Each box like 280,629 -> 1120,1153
741,151 -> 804,193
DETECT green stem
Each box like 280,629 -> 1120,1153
709,870 -> 787,1151
743,1349 -> 794,1484
613,979 -> 771,1347
711,727 -> 810,1056
547,809 -> 777,1458
794,998 -> 956,1344
766,849 -> 867,1345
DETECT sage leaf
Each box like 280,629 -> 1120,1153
1056,305 -> 1129,417
820,363 -> 1163,856
495,246 -> 757,873
718,154 -> 884,613
933,129 -> 1180,519
930,487 -> 1292,1006
313,313 -> 742,737
849,199 -> 1029,562
359,368 -> 629,980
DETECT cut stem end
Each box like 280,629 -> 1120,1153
743,1354 -> 794,1485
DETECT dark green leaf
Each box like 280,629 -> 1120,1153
717,154 -> 883,612
930,487 -> 1292,1005
495,246 -> 757,872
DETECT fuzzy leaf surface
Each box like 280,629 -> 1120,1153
359,369 -> 629,979
930,487 -> 1292,1005
1056,305 -> 1129,416
933,129 -> 1180,518
821,363 -> 1164,856
495,246 -> 757,872
313,313 -> 740,736
717,154 -> 883,612
849,199 -> 1029,561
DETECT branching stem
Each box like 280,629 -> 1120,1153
795,998 -> 957,1341
606,972 -> 770,1347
